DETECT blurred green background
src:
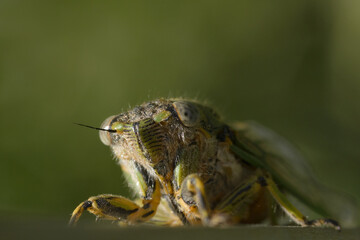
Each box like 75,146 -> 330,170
0,0 -> 359,227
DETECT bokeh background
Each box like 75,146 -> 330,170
1,0 -> 359,227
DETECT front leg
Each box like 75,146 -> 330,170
177,174 -> 211,225
69,180 -> 161,225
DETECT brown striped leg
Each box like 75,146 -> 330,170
69,180 -> 161,225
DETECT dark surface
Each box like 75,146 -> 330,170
1,218 -> 359,240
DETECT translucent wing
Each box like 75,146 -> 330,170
230,121 -> 358,227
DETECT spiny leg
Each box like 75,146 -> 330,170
214,173 -> 340,230
179,174 -> 267,226
214,174 -> 269,225
69,194 -> 140,225
264,175 -> 341,231
69,180 -> 161,225
178,174 -> 211,225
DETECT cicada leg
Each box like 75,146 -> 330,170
177,174 -> 211,225
178,173 -> 270,226
213,174 -> 271,225
69,180 -> 161,226
264,175 -> 341,231
214,172 -> 340,230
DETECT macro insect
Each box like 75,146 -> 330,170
70,98 -> 357,229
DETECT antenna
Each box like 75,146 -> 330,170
73,123 -> 117,133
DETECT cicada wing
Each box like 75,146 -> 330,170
231,121 -> 358,227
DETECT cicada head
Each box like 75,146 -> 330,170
99,99 -> 223,177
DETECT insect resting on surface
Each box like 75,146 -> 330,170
69,98 -> 357,229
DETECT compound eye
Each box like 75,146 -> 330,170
99,115 -> 115,146
173,101 -> 200,127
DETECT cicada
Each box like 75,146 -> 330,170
70,98 -> 357,229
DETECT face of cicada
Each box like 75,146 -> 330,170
98,98 -> 223,180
